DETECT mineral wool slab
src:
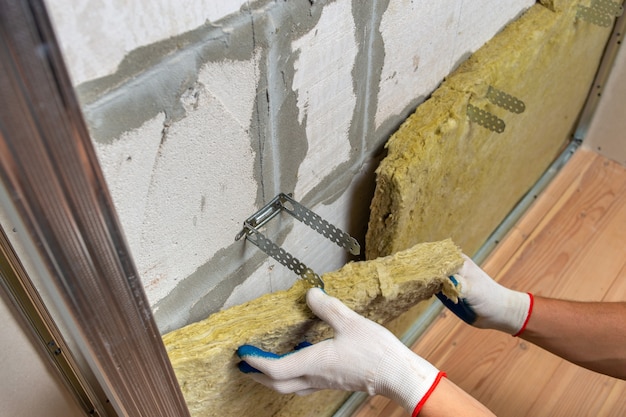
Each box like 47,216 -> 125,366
366,2 -> 614,260
163,239 -> 462,417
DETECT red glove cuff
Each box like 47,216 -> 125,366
411,371 -> 447,417
512,292 -> 534,337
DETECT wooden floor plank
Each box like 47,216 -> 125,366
494,153 -> 626,298
597,381 -> 626,416
352,149 -> 626,417
526,361 -> 621,417
482,150 -> 598,275
605,262 -> 626,303
557,196 -> 626,300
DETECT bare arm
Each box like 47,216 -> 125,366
440,255 -> 626,380
421,377 -> 496,417
521,297 -> 626,379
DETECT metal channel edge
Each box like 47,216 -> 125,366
0,2 -> 191,416
574,6 -> 626,141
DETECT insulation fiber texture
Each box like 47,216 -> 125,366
163,239 -> 462,417
366,1 -> 614,260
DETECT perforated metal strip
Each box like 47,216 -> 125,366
245,229 -> 321,287
591,0 -> 623,17
577,5 -> 614,27
486,86 -> 526,114
281,194 -> 360,256
236,193 -> 361,289
467,104 -> 506,133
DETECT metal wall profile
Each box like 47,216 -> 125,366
0,1 -> 190,416
0,224 -> 108,415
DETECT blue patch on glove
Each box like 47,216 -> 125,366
238,360 -> 261,374
237,345 -> 277,374
436,276 -> 478,325
237,342 -> 312,374
294,341 -> 312,350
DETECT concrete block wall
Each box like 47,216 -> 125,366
45,0 -> 533,333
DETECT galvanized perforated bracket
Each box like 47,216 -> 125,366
235,193 -> 361,289
468,86 -> 525,133
577,0 -> 622,27
593,0 -> 624,16
577,6 -> 613,26
467,104 -> 506,133
486,86 -> 526,114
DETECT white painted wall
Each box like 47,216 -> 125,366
0,295 -> 84,417
41,0 -> 534,329
583,32 -> 626,166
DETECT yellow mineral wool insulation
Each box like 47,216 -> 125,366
539,0 -> 569,12
163,239 -> 463,417
366,2 -> 614,260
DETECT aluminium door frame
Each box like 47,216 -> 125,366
0,1 -> 190,416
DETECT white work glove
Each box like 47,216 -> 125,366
237,288 -> 446,415
436,254 -> 533,336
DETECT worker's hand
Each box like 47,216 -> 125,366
237,288 -> 445,415
436,254 -> 533,336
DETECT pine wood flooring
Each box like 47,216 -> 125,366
352,148 -> 626,416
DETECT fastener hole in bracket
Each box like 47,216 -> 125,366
283,200 -> 295,212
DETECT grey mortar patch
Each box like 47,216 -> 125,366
81,5 -> 259,144
152,0 -> 399,331
250,0 -> 331,204
348,0 -> 389,160
75,22 -> 216,106
142,0 -> 346,331
152,223 -> 295,334
286,0 -> 390,236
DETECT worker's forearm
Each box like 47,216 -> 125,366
521,296 -> 626,379
419,377 -> 496,417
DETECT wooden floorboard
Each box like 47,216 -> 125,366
352,149 -> 626,416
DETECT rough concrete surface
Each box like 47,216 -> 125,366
45,0 -> 533,335
45,0 -> 249,85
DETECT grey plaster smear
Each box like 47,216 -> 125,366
78,0 -> 390,202
151,213 -> 301,333
151,156 -> 378,334
80,0 -> 329,144
80,0 -> 481,334
152,244 -> 263,334
80,13 -> 256,144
